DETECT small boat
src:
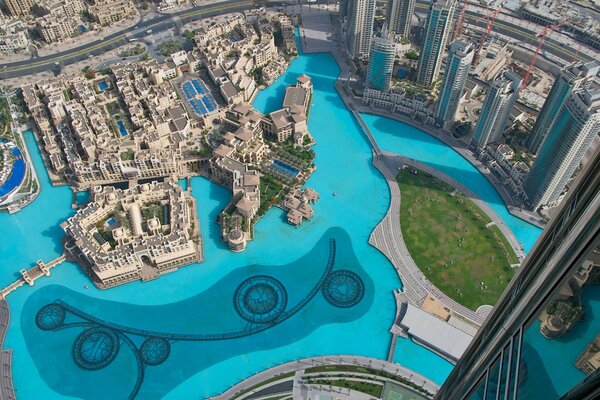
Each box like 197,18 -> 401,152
333,192 -> 337,197
84,285 -> 89,289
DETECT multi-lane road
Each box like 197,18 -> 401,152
0,0 -> 263,79
0,0 -> 595,80
415,0 -> 595,64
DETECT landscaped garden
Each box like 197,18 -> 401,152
396,168 -> 518,310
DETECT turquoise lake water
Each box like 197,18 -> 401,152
0,46 -> 545,398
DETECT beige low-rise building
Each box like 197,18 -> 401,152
61,181 -> 202,288
89,0 -> 137,25
0,18 -> 29,54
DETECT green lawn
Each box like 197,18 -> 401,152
397,169 -> 517,310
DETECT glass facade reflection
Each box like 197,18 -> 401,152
435,149 -> 600,400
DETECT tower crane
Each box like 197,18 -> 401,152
471,6 -> 503,67
453,0 -> 469,41
521,19 -> 571,91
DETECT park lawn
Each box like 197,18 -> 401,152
396,169 -> 517,310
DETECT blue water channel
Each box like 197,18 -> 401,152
0,41 -> 543,399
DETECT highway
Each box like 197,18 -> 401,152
415,1 -> 595,64
0,0 -> 263,79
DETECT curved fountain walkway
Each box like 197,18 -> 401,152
210,355 -> 440,400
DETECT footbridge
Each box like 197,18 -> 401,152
0,255 -> 66,299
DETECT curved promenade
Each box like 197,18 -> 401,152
210,355 -> 440,400
382,152 -> 526,263
0,300 -> 16,400
369,154 -> 486,326
357,105 -> 546,229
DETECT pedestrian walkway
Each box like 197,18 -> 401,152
210,355 -> 439,400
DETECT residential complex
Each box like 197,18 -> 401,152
386,0 -> 415,39
3,0 -> 34,16
435,41 -> 474,126
366,26 -> 395,92
62,181 -> 202,288
523,81 -> 600,209
526,61 -> 600,155
0,17 -> 29,55
415,0 -> 455,87
345,0 -> 375,58
88,0 -> 137,26
471,70 -> 522,151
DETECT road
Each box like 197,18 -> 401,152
0,0 -> 270,79
415,1 -> 595,64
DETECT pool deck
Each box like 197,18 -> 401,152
210,355 -> 439,400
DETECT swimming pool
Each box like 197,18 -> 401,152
1,31 -> 542,400
116,120 -> 127,137
98,81 -> 108,91
272,159 -> 300,177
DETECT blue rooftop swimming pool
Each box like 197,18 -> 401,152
1,31 -> 542,400
97,81 -> 108,91
116,120 -> 127,137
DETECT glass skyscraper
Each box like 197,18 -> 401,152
386,0 -> 415,38
436,40 -> 474,126
471,70 -> 522,152
523,81 -> 600,210
366,26 -> 396,92
435,146 -> 600,400
415,0 -> 455,87
346,0 -> 375,58
526,61 -> 599,156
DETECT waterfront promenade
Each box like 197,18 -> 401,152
210,355 -> 439,400
382,152 -> 526,262
0,300 -> 16,400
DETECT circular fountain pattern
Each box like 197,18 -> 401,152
322,270 -> 365,308
35,303 -> 66,330
234,276 -> 288,324
72,327 -> 120,370
140,337 -> 170,366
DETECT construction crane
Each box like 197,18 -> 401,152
471,7 -> 503,67
572,43 -> 582,63
453,0 -> 469,41
521,19 -> 571,91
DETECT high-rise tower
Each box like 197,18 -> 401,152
415,0 -> 455,87
366,26 -> 396,92
527,61 -> 599,155
436,40 -> 474,126
523,81 -> 600,210
346,0 -> 376,58
471,70 -> 522,151
386,0 -> 415,38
